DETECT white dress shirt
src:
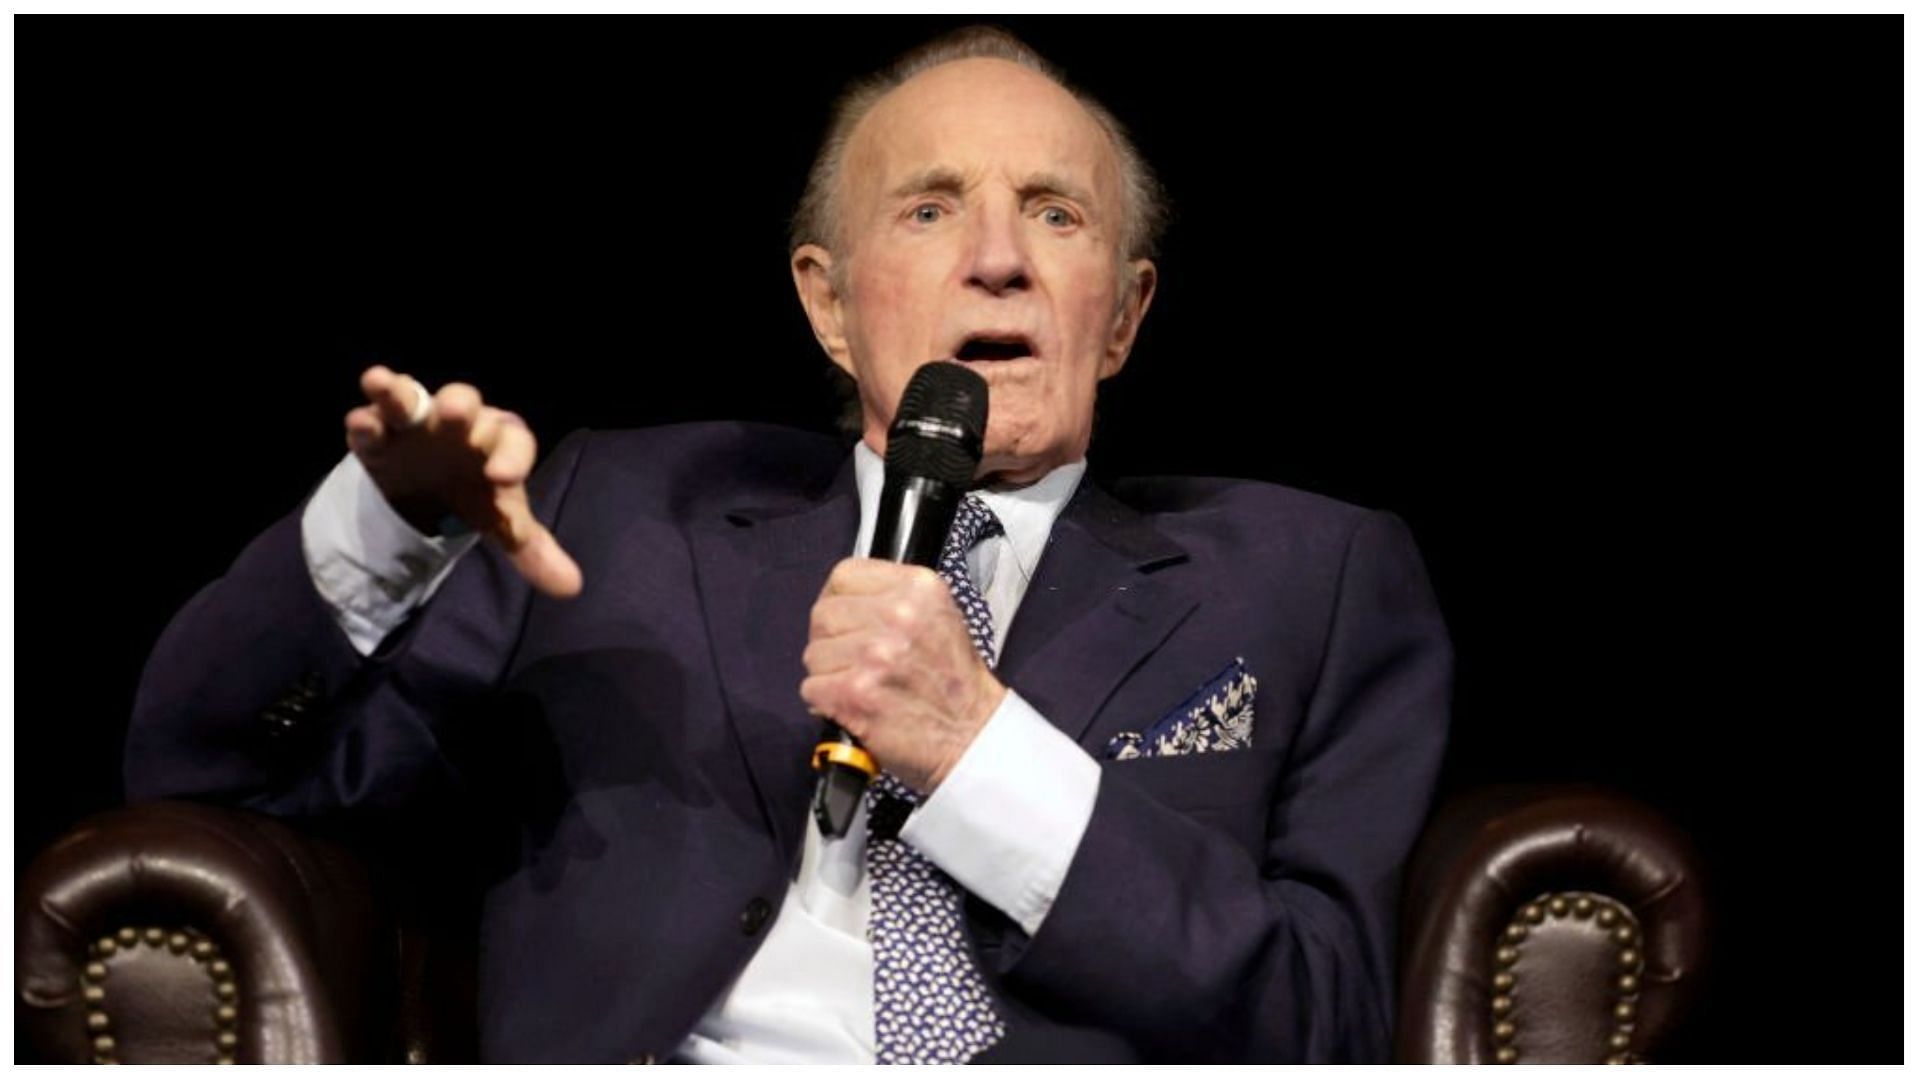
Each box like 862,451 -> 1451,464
298,440 -> 1104,1064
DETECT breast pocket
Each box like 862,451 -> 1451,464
1099,747 -> 1279,863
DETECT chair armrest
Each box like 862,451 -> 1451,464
16,800 -> 386,1064
1394,784 -> 1709,1064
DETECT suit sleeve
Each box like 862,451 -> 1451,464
123,430 -> 594,819
980,509 -> 1453,1063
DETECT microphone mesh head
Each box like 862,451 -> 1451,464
885,362 -> 988,487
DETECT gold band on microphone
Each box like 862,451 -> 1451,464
812,741 -> 877,778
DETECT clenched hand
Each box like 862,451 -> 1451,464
800,558 -> 1006,793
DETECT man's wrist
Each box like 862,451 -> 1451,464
301,452 -> 481,655
926,673 -> 1008,793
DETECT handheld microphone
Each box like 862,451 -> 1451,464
811,361 -> 989,838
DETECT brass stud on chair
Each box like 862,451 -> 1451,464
93,937 -> 118,958
1606,905 -> 1647,1067
1548,896 -> 1569,917
1492,971 -> 1515,992
1505,922 -> 1528,942
1491,975 -> 1521,1061
143,928 -> 164,947
1573,896 -> 1594,918
1596,906 -> 1619,928
181,933 -> 241,1063
79,955 -> 115,1057
116,928 -> 138,947
80,955 -> 119,1064
1496,945 -> 1519,966
168,933 -> 190,954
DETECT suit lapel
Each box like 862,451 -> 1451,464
690,460 -> 858,870
997,480 -> 1199,748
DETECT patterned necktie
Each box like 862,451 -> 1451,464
866,495 -> 1008,1064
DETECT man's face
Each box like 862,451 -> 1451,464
793,58 -> 1156,486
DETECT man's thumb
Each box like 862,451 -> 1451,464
508,521 -> 584,599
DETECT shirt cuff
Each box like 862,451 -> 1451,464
300,452 -> 480,656
898,688 -> 1101,937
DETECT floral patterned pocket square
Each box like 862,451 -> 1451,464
1104,657 -> 1258,761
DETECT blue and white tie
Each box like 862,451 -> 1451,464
867,495 -> 1008,1064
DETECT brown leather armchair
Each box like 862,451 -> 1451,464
16,785 -> 1707,1064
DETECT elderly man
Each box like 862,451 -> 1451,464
126,27 -> 1451,1064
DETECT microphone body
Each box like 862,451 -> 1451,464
869,473 -> 966,566
811,362 -> 987,838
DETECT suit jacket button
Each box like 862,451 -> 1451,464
260,670 -> 324,738
739,897 -> 773,935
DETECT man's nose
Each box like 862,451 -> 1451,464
963,207 -> 1031,295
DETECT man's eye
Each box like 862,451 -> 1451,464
1041,206 -> 1077,228
911,204 -> 943,224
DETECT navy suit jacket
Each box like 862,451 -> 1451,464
126,422 -> 1452,1063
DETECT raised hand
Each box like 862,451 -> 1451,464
344,365 -> 583,599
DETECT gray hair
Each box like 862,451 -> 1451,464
789,25 -> 1169,264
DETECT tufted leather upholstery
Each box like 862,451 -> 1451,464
15,801 -> 387,1063
1394,784 -> 1709,1064
16,785 -> 1707,1063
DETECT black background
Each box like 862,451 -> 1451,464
22,18 -> 1896,1063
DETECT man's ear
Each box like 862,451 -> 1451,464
792,243 -> 855,378
1100,258 -> 1158,380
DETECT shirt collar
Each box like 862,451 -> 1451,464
851,440 -> 1086,581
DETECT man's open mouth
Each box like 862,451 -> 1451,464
954,334 -> 1036,362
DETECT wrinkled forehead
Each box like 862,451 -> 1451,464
840,58 -> 1125,230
